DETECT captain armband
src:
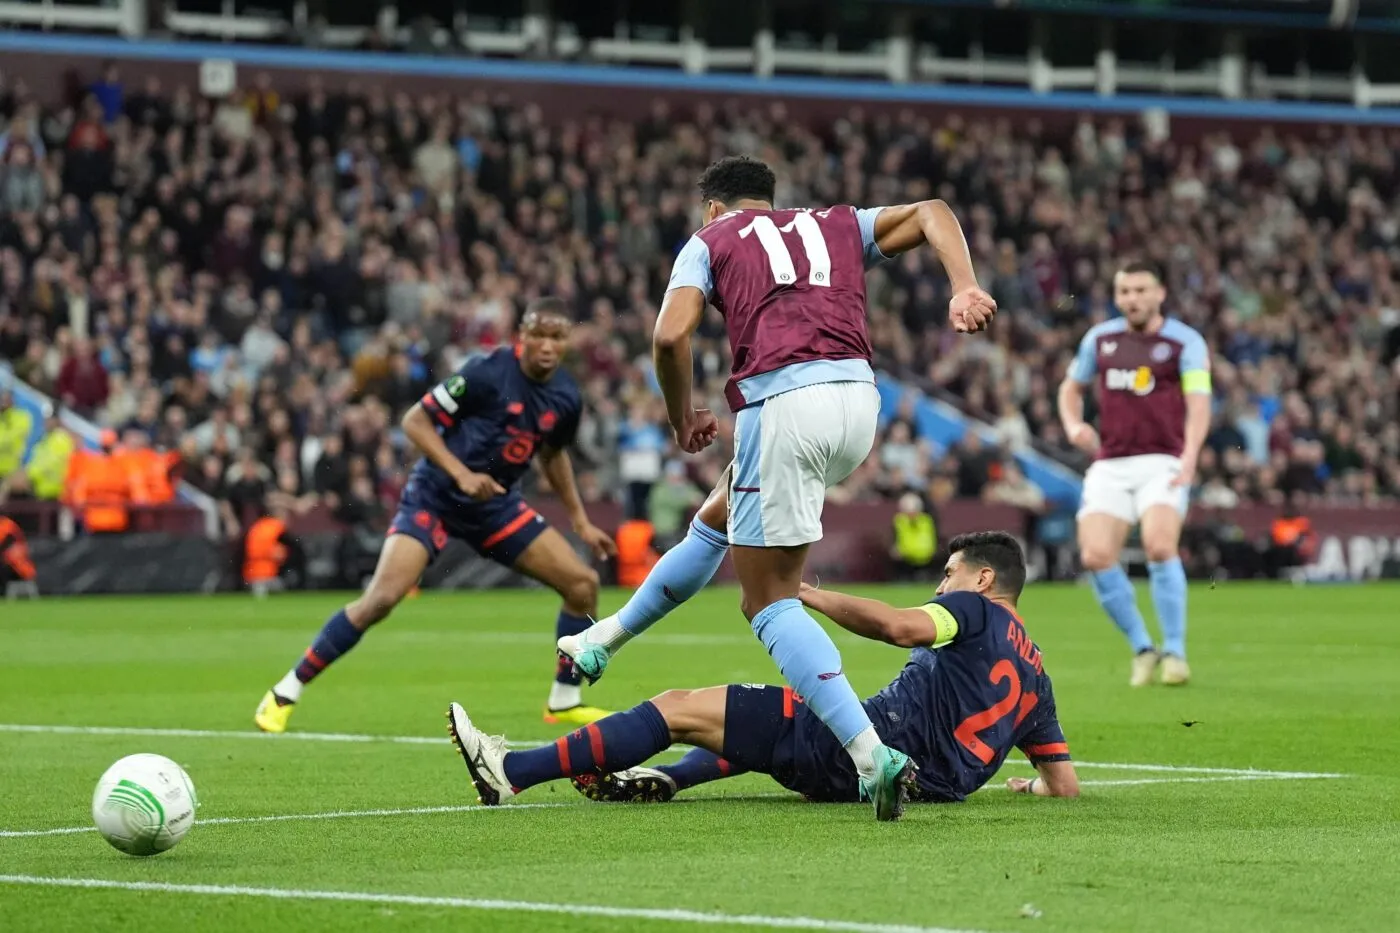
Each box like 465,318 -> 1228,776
914,603 -> 959,649
1181,370 -> 1212,395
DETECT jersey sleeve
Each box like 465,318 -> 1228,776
855,206 -> 893,268
546,396 -> 582,450
1178,327 -> 1212,395
666,235 -> 714,300
1018,708 -> 1072,765
1067,329 -> 1099,384
912,590 -> 989,649
420,355 -> 491,430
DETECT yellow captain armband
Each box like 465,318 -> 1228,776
915,603 -> 959,649
1181,370 -> 1212,394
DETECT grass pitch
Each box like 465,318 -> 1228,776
1,582 -> 1397,932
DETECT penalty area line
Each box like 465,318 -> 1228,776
0,875 -> 990,933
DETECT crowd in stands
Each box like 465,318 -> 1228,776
3,62 -> 1400,549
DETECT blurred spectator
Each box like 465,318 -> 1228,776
617,401 -> 667,519
982,461 -> 1048,514
0,142 -> 44,214
0,387 -> 32,483
1,405 -> 72,504
648,460 -> 704,551
953,432 -> 996,499
890,492 -> 938,581
64,428 -> 146,533
1264,499 -> 1318,579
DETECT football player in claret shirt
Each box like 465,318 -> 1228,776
559,155 -> 997,821
255,299 -> 617,734
1058,260 -> 1212,687
447,531 -> 1078,817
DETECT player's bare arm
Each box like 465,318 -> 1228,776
1005,759 -> 1080,798
538,445 -> 616,560
797,581 -> 944,649
1172,392 -> 1211,488
1056,377 -> 1099,454
653,286 -> 719,453
869,200 -> 996,333
401,403 -> 504,500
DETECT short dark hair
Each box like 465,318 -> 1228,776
1115,258 -> 1162,283
697,156 -> 776,206
947,531 -> 1027,598
522,296 -> 571,328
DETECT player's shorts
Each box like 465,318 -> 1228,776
729,381 -> 880,548
722,683 -> 965,804
1078,453 -> 1189,524
388,479 -> 549,567
721,684 -> 860,802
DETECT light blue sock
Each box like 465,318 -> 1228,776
1148,558 -> 1188,659
616,516 -> 729,636
1090,566 -> 1155,654
750,598 -> 873,747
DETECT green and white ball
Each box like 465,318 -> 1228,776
91,754 -> 198,856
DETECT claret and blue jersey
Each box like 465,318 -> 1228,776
666,204 -> 894,412
1068,316 -> 1212,461
389,347 -> 582,566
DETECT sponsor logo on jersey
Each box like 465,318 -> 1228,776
1105,366 -> 1156,396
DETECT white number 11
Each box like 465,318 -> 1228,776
738,212 -> 832,288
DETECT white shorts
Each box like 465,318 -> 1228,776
1078,453 -> 1189,524
728,381 -> 880,547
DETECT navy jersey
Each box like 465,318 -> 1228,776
415,347 -> 582,504
866,591 -> 1071,802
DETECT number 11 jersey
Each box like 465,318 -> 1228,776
667,206 -> 890,413
867,590 -> 1073,802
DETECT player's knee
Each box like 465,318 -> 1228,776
1142,538 -> 1180,564
648,689 -> 694,733
1079,546 -> 1118,573
561,566 -> 600,613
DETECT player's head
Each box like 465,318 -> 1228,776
1112,260 -> 1166,331
937,531 -> 1027,603
517,296 -> 572,379
697,156 -> 776,224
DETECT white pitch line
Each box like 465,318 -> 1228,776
0,723 -> 1346,779
1061,761 -> 1347,779
0,875 -> 989,933
1070,775 -> 1337,788
0,722 -> 523,749
0,774 -> 1331,840
0,802 -> 575,839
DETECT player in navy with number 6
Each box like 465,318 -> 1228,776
255,298 -> 617,735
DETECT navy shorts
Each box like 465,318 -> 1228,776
721,684 -> 861,803
388,481 -> 549,568
722,684 -> 959,803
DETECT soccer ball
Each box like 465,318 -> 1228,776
91,754 -> 198,856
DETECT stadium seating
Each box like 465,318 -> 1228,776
3,66 -> 1400,551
